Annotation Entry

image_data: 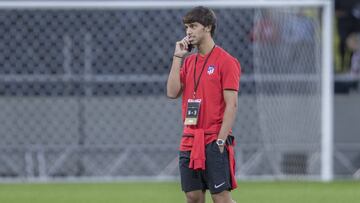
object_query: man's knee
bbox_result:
[211,190,233,203]
[185,191,204,203]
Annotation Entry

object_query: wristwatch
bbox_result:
[216,138,225,146]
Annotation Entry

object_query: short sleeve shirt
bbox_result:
[180,46,241,129]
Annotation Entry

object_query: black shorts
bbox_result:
[179,140,233,194]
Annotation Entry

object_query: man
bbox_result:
[166,6,241,203]
[335,0,360,70]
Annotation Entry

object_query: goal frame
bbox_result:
[0,0,334,181]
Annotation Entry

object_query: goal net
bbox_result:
[0,0,333,181]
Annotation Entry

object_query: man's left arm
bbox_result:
[217,90,238,152]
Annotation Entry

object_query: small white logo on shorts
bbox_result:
[214,182,225,189]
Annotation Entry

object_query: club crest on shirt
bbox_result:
[207,65,215,75]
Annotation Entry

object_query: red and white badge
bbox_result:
[184,99,201,125]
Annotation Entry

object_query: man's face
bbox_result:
[184,22,210,45]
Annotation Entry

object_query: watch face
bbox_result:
[217,139,225,145]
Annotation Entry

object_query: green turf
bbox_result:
[0,181,359,203]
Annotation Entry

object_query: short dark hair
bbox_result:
[182,6,217,37]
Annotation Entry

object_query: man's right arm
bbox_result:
[166,56,184,99]
[166,37,190,99]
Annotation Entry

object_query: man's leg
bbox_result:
[211,190,235,203]
[185,190,206,203]
[180,151,207,203]
[205,141,236,203]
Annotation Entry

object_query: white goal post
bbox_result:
[0,0,333,181]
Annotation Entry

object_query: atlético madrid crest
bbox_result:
[207,65,215,75]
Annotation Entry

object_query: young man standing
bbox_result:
[166,6,241,203]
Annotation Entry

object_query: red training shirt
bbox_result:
[180,46,241,130]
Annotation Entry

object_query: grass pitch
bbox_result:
[0,181,359,203]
